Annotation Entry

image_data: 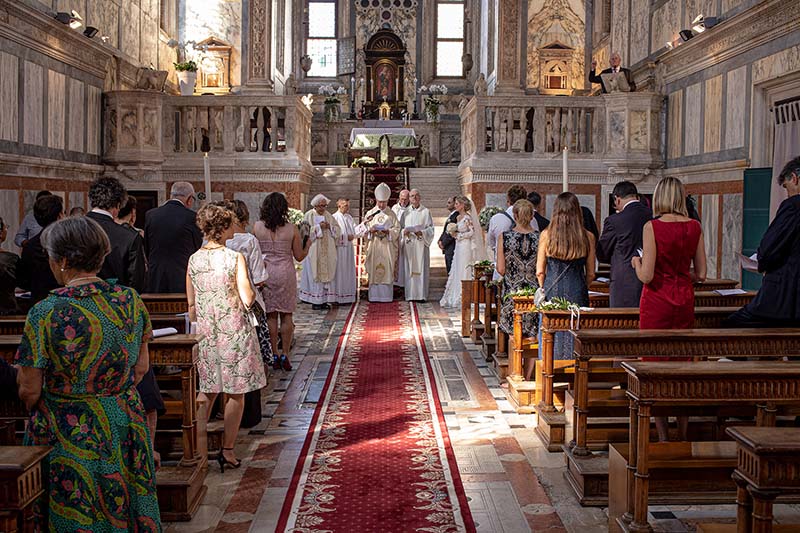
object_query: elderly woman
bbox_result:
[187,203,266,470]
[15,216,160,530]
[298,194,340,310]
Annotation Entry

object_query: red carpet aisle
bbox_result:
[277,301,476,532]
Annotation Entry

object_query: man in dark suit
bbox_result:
[86,176,163,465]
[589,53,636,93]
[527,191,550,231]
[725,156,800,327]
[86,177,147,293]
[17,195,64,304]
[437,196,458,274]
[144,181,203,293]
[596,181,652,307]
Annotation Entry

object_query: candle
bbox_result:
[204,152,211,202]
[396,77,399,100]
[351,76,355,95]
[562,147,568,193]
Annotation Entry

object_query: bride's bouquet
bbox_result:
[446,221,458,235]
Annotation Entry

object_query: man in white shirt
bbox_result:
[487,185,536,258]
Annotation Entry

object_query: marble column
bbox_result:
[493,0,524,95]
[243,0,274,94]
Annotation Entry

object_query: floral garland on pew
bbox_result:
[505,290,583,329]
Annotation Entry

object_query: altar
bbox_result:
[348,126,418,166]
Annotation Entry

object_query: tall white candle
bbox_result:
[203,152,211,202]
[562,147,568,192]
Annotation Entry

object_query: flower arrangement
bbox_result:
[288,208,304,226]
[470,259,494,270]
[478,206,503,231]
[317,84,346,104]
[418,84,448,123]
[318,85,346,123]
[446,221,458,235]
[173,60,198,72]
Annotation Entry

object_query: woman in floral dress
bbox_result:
[187,203,266,470]
[15,216,160,531]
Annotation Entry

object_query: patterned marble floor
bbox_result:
[164,301,800,533]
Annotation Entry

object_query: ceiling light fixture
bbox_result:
[691,14,719,33]
[55,10,83,29]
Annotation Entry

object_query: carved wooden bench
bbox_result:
[0,313,187,336]
[589,278,739,294]
[587,290,754,309]
[141,293,189,314]
[610,361,800,533]
[566,328,800,505]
[0,446,51,533]
[695,427,800,533]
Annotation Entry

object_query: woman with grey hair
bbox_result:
[14,216,160,530]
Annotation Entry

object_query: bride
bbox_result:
[439,196,488,308]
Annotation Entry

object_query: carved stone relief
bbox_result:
[499,0,519,82]
[440,132,461,164]
[249,0,268,81]
[526,0,585,91]
[354,0,418,105]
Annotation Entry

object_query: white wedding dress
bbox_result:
[439,215,478,308]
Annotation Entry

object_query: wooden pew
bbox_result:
[588,290,755,309]
[565,328,800,505]
[696,427,800,533]
[534,307,739,452]
[589,278,739,294]
[0,333,206,521]
[0,314,187,335]
[480,280,500,361]
[0,446,51,533]
[141,293,189,314]
[611,361,800,533]
[469,264,492,344]
[492,288,510,378]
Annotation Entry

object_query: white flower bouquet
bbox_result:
[478,206,503,231]
[446,222,458,234]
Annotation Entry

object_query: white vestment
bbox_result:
[402,205,434,301]
[355,206,400,302]
[332,211,357,304]
[392,203,410,286]
[299,209,340,304]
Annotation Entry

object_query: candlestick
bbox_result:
[204,152,212,202]
[562,147,568,193]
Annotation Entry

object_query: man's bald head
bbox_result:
[398,189,410,207]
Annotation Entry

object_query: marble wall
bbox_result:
[46,0,168,67]
[181,0,243,87]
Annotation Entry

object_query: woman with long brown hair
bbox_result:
[536,192,596,360]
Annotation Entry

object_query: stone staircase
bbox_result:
[309,165,461,300]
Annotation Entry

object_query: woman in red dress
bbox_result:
[631,177,707,441]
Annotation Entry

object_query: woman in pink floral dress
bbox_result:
[187,204,266,470]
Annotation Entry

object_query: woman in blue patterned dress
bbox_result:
[15,216,160,532]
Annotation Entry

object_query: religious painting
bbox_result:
[374,61,396,102]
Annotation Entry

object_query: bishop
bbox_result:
[356,183,400,302]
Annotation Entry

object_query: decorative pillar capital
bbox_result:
[244,0,274,94]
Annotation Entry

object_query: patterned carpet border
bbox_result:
[276,301,476,532]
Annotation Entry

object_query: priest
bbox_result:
[356,183,400,302]
[402,189,435,301]
[299,194,340,310]
[332,197,357,304]
[392,189,411,288]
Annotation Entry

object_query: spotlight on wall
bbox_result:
[679,29,694,41]
[691,14,719,33]
[83,26,99,38]
[54,10,83,30]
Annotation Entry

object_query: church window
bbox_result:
[306,0,337,77]
[435,0,465,77]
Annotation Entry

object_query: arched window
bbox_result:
[306,0,337,77]
[435,0,465,77]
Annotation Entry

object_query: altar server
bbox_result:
[402,189,435,301]
[299,194,340,310]
[332,198,357,304]
[392,189,411,288]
